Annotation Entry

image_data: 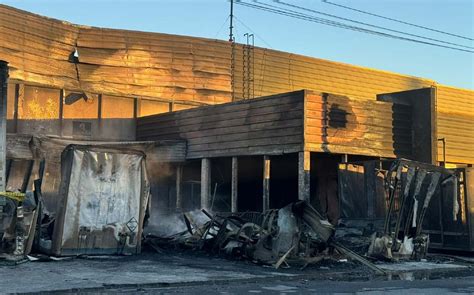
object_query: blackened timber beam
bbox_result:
[13,84,19,133]
[298,151,310,201]
[263,155,270,211]
[176,165,183,211]
[0,61,8,192]
[231,157,238,212]
[201,158,211,210]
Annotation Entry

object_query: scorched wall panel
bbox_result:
[137,91,305,158]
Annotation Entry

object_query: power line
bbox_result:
[234,1,474,53]
[234,16,273,48]
[274,0,473,50]
[214,15,230,39]
[322,0,474,41]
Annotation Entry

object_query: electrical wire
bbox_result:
[234,1,474,53]
[234,16,273,48]
[214,15,230,39]
[322,0,474,41]
[273,0,473,50]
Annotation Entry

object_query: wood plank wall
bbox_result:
[137,91,305,159]
[436,86,474,164]
[0,5,232,105]
[0,4,472,164]
[304,92,412,158]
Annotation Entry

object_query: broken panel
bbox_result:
[50,145,150,256]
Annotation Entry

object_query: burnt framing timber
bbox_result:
[137,89,436,212]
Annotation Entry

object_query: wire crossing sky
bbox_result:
[1,0,473,89]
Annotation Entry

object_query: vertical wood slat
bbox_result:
[176,165,183,211]
[262,155,270,212]
[13,83,19,133]
[298,151,310,201]
[201,158,211,210]
[231,156,238,213]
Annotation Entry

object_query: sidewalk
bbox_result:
[0,251,471,294]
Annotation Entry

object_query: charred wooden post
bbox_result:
[263,155,270,211]
[364,161,377,218]
[298,151,310,201]
[231,156,238,212]
[176,165,183,211]
[0,61,8,192]
[201,158,211,210]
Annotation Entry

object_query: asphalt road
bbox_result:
[108,276,474,294]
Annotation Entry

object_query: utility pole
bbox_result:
[229,0,234,42]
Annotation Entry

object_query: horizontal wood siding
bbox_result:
[233,47,434,101]
[304,92,412,158]
[137,92,305,158]
[0,5,232,104]
[1,5,472,164]
[0,5,79,89]
[436,86,474,164]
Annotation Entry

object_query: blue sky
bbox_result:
[2,0,473,89]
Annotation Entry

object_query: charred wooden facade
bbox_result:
[137,90,432,160]
[0,4,472,166]
[137,90,435,216]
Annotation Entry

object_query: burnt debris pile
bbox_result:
[145,201,384,273]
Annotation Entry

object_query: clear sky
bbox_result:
[2,0,473,89]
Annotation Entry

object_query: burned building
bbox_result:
[0,4,473,255]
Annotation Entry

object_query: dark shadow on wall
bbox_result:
[377,88,436,164]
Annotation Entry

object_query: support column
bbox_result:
[364,161,376,218]
[175,165,183,211]
[231,157,238,213]
[201,158,211,210]
[0,61,8,192]
[262,155,270,212]
[59,89,64,137]
[298,151,310,201]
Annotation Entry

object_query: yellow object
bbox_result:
[0,192,26,202]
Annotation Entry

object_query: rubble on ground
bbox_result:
[145,201,385,273]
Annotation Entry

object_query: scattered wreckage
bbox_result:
[144,158,463,273]
[1,143,151,261]
[144,201,384,273]
[0,139,470,275]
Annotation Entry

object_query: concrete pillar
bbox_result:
[201,158,211,210]
[298,151,310,201]
[262,155,270,212]
[231,157,238,213]
[175,165,183,211]
[0,61,8,192]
